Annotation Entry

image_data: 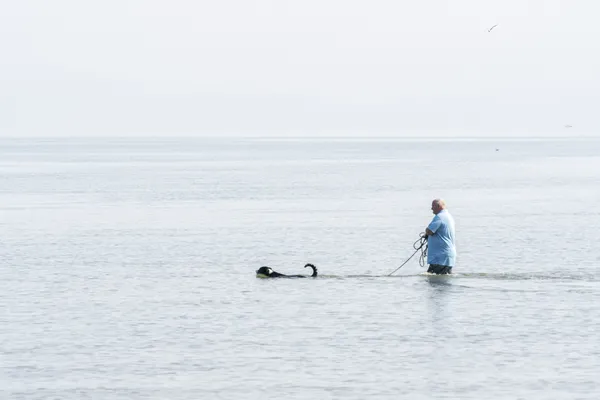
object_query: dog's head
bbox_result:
[256,266,273,278]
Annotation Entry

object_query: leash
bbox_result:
[387,233,428,276]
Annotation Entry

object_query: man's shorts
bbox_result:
[427,264,453,275]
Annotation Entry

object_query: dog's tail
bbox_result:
[304,263,318,277]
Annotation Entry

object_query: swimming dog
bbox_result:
[256,263,318,278]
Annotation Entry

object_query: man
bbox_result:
[424,199,456,274]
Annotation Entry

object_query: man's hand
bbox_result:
[425,228,434,236]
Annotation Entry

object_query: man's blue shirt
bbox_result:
[427,210,456,267]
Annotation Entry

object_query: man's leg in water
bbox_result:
[427,264,453,274]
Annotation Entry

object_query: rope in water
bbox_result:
[387,233,428,276]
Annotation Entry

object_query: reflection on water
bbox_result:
[424,273,454,288]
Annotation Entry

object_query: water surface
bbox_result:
[1,137,599,399]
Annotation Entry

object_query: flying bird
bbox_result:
[564,124,573,128]
[488,24,498,32]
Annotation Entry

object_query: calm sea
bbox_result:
[1,137,599,399]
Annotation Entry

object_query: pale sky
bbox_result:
[1,0,598,137]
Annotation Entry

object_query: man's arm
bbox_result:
[426,215,441,237]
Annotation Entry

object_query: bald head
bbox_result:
[431,198,446,215]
